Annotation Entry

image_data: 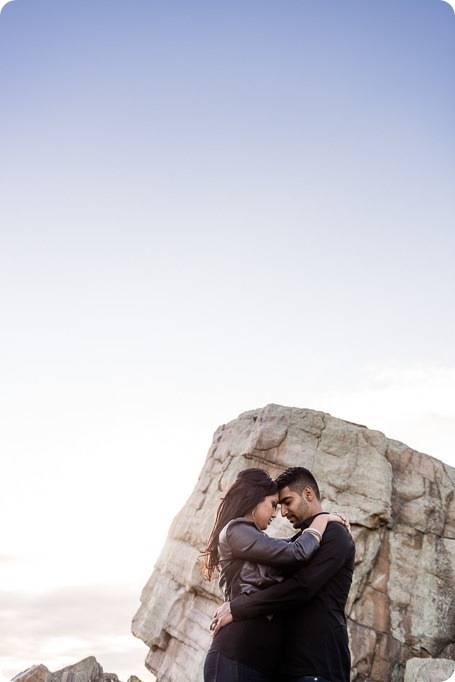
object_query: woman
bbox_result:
[201,468,348,682]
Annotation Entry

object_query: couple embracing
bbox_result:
[201,466,355,682]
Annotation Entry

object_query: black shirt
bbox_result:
[230,515,355,682]
[209,614,284,676]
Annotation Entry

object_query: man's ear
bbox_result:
[304,486,315,501]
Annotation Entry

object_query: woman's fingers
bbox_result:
[330,511,352,534]
[211,612,233,637]
[210,603,233,636]
[333,511,349,525]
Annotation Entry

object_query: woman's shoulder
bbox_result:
[226,517,256,529]
[219,517,257,542]
[222,517,256,532]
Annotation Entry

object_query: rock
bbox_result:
[12,665,50,682]
[45,657,104,682]
[132,404,455,682]
[12,659,128,682]
[45,658,120,682]
[404,657,455,682]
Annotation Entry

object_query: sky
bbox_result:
[0,0,454,680]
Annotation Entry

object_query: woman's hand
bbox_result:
[210,601,233,637]
[328,512,351,533]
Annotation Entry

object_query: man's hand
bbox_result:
[210,601,233,636]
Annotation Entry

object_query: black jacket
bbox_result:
[218,517,320,599]
[230,515,355,682]
[209,517,321,675]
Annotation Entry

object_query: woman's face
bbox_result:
[251,494,279,530]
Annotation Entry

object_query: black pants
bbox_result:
[280,675,330,682]
[204,650,274,682]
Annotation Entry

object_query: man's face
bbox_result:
[278,485,310,528]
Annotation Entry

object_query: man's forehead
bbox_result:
[278,486,296,501]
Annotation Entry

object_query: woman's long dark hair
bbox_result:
[201,468,278,581]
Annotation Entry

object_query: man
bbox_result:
[211,466,355,682]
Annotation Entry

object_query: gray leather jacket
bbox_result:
[218,518,319,600]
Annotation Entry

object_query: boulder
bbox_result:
[45,657,105,682]
[404,657,455,682]
[132,404,455,681]
[11,659,126,682]
[12,665,50,682]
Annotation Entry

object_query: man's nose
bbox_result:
[280,505,287,517]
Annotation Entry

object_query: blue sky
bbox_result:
[1,1,454,680]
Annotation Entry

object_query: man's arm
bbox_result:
[231,524,354,620]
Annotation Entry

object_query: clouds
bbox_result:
[320,364,455,467]
[0,585,152,681]
[1,585,134,636]
[342,364,455,417]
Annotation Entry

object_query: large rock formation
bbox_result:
[132,404,455,681]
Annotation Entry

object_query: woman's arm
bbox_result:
[225,513,349,566]
[224,518,317,567]
[211,522,355,636]
[224,519,318,566]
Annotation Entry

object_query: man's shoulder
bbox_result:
[324,521,354,539]
[322,523,356,554]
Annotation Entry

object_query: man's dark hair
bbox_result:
[275,466,321,500]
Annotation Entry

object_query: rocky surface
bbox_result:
[132,404,455,681]
[12,665,50,682]
[403,657,455,682]
[45,658,110,682]
[12,658,137,682]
